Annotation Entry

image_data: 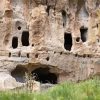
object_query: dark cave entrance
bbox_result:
[32,68,57,84]
[80,27,88,42]
[12,37,18,49]
[64,33,72,51]
[21,31,29,46]
[11,66,28,83]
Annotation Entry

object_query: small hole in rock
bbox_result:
[18,26,21,30]
[35,54,38,58]
[46,57,49,61]
[32,44,34,47]
[97,39,99,42]
[60,52,62,55]
[18,52,21,57]
[75,54,78,57]
[34,31,38,35]
[9,52,11,57]
[76,37,80,42]
[27,53,29,58]
[87,55,90,57]
[46,6,50,16]
[97,24,98,28]
[83,54,86,58]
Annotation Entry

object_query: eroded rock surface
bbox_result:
[0,0,100,90]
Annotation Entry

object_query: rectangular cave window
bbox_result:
[21,31,29,46]
[12,37,18,49]
[64,33,72,51]
[80,27,88,42]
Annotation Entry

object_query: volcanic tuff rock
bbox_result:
[0,0,100,90]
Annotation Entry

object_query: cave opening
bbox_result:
[80,27,88,42]
[11,66,28,83]
[12,37,18,49]
[21,31,29,46]
[32,68,57,84]
[62,10,67,27]
[64,33,72,51]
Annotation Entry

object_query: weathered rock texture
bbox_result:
[0,0,100,90]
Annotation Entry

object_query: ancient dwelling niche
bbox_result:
[62,10,67,27]
[80,27,88,42]
[32,67,57,84]
[21,31,29,46]
[12,37,18,49]
[11,66,28,83]
[64,33,72,51]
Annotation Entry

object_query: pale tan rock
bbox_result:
[0,0,100,90]
[0,73,19,90]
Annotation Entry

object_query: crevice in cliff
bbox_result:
[32,67,57,84]
[64,33,72,51]
[21,31,29,46]
[80,27,88,42]
[12,37,18,49]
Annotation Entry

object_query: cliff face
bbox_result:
[0,0,100,90]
